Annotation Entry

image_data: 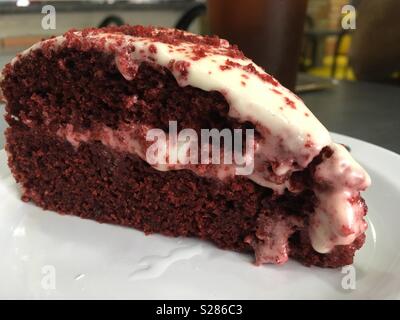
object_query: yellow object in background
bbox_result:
[307,34,355,81]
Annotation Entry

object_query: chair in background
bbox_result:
[175,3,206,31]
[98,15,125,28]
[330,28,353,79]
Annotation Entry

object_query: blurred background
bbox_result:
[1,0,399,150]
[1,0,397,84]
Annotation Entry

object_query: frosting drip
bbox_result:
[310,144,370,253]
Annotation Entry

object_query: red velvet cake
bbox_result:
[0,26,371,267]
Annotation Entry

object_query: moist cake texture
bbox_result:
[0,25,370,267]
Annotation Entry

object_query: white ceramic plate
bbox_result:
[0,133,399,300]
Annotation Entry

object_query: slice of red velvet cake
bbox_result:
[0,25,370,267]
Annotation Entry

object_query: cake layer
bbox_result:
[5,125,364,267]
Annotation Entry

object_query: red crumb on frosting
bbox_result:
[242,63,279,86]
[225,59,242,68]
[285,97,296,109]
[168,59,191,80]
[191,46,208,60]
[304,140,313,148]
[148,44,157,54]
[304,112,310,117]
[304,133,313,148]
[271,88,282,95]
[219,65,231,71]
[216,59,280,86]
[341,225,354,236]
[241,81,246,86]
[78,25,246,60]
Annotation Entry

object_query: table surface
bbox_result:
[300,80,400,154]
[0,76,399,154]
